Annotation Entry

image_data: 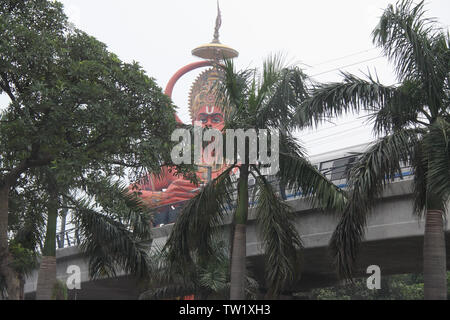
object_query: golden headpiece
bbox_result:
[188,67,224,122]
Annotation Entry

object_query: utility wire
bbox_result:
[307,22,449,74]
[302,125,368,144]
[300,118,366,137]
[308,48,378,68]
[311,56,383,77]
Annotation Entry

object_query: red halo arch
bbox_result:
[164,60,213,124]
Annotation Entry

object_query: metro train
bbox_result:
[152,142,413,227]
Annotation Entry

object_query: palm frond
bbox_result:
[422,118,450,209]
[219,55,310,131]
[217,59,254,122]
[369,79,425,134]
[69,190,152,280]
[141,238,258,300]
[164,165,235,269]
[198,262,228,294]
[278,134,347,211]
[84,177,153,240]
[330,129,419,279]
[299,72,397,128]
[253,173,302,297]
[254,54,287,112]
[372,0,448,114]
[256,56,309,130]
[145,241,192,292]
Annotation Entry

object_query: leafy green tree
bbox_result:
[0,0,178,299]
[300,0,449,299]
[165,57,347,299]
[0,241,38,299]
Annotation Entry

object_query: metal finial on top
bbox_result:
[212,1,222,43]
[191,1,238,61]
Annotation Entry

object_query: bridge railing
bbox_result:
[56,227,82,249]
[56,156,413,249]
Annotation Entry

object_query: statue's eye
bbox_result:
[198,114,208,123]
[212,115,223,123]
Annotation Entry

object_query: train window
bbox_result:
[331,156,357,180]
[319,160,334,177]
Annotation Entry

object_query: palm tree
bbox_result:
[8,169,154,300]
[300,0,449,299]
[35,169,60,300]
[71,177,154,282]
[164,56,347,299]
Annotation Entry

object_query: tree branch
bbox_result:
[3,153,52,187]
[0,73,16,102]
[106,160,142,168]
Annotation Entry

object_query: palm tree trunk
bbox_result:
[423,209,447,300]
[36,256,57,300]
[36,177,58,300]
[230,165,249,300]
[19,276,25,300]
[58,208,68,248]
[230,224,246,300]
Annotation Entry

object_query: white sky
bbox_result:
[2,0,450,156]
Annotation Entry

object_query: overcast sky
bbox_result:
[3,0,450,157]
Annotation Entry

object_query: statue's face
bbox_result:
[195,105,224,131]
[190,69,225,131]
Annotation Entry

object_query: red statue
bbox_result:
[132,3,239,226]
[132,68,228,217]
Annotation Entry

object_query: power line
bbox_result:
[300,118,366,137]
[311,56,383,77]
[307,22,449,72]
[301,125,368,144]
[308,48,378,68]
[305,136,373,153]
